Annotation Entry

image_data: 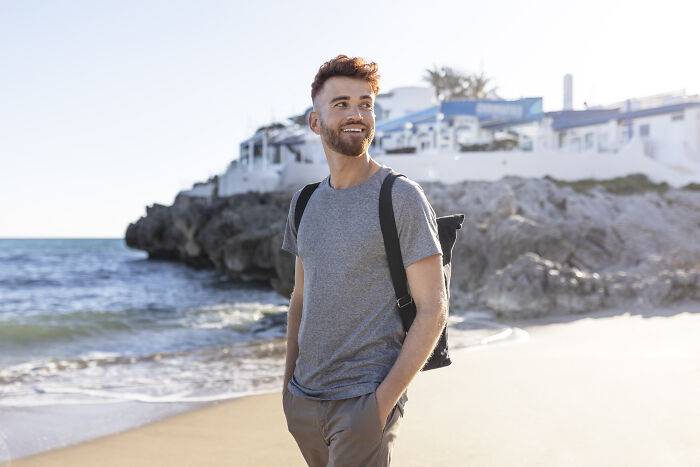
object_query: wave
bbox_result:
[0,253,32,262]
[0,270,116,289]
[0,341,287,408]
[0,277,63,287]
[0,304,288,350]
[0,349,191,385]
[0,306,186,344]
[0,317,131,346]
[447,311,530,351]
[12,387,262,405]
[0,386,264,407]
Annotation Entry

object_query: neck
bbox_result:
[325,151,380,190]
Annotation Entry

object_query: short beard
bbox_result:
[320,121,374,157]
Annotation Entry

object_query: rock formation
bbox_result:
[126,175,700,318]
[125,191,294,294]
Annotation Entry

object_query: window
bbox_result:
[671,113,684,121]
[622,125,632,140]
[639,124,650,137]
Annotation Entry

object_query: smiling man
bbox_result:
[281,55,447,466]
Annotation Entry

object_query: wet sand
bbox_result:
[11,303,700,467]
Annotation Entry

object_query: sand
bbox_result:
[11,303,700,467]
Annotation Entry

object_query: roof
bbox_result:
[375,106,440,133]
[548,102,700,130]
[239,135,306,148]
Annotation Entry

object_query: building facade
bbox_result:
[179,87,700,198]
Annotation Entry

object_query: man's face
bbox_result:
[310,76,376,157]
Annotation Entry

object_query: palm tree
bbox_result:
[423,66,500,101]
[423,65,446,101]
[464,72,500,100]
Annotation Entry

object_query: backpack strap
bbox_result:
[294,181,321,233]
[294,171,416,332]
[378,171,415,333]
[379,171,466,335]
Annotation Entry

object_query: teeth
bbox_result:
[343,129,362,132]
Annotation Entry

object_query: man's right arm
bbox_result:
[283,256,304,393]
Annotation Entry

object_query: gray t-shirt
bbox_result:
[281,164,442,405]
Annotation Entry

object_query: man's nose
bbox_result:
[345,106,363,121]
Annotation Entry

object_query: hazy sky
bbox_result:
[1,0,697,237]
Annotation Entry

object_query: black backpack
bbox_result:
[294,170,465,371]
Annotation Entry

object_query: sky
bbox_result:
[1,0,697,238]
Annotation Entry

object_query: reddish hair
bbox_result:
[311,55,381,101]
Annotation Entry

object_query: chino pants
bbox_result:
[282,390,403,467]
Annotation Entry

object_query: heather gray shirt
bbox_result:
[281,164,442,405]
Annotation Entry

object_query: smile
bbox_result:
[342,128,363,133]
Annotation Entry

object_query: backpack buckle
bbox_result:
[397,295,413,309]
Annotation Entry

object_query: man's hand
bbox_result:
[374,253,447,429]
[375,384,396,430]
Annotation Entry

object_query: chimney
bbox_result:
[563,74,573,111]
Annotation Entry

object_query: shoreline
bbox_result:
[8,301,700,466]
[0,310,517,463]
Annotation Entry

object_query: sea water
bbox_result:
[0,238,521,462]
[0,238,289,461]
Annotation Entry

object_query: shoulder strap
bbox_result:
[294,181,321,233]
[378,171,415,332]
[379,171,466,333]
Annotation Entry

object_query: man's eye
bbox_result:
[362,103,373,109]
[334,102,346,107]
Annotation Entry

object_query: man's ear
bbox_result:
[309,111,321,135]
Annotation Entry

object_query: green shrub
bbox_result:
[544,174,670,195]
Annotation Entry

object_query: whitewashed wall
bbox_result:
[215,137,699,199]
[374,139,700,187]
[633,109,700,166]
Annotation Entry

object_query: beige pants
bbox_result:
[282,390,403,467]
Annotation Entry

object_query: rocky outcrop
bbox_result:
[421,176,700,318]
[125,203,187,261]
[125,191,295,294]
[126,175,700,318]
[482,253,699,318]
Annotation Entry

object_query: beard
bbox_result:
[320,120,374,157]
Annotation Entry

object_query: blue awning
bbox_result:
[375,98,544,134]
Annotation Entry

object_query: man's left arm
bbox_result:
[375,252,447,427]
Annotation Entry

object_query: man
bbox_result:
[281,55,447,466]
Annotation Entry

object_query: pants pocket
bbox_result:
[373,392,384,430]
[371,392,399,433]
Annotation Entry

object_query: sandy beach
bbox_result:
[10,302,699,467]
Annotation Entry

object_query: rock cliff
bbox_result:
[125,175,700,318]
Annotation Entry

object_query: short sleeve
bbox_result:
[393,180,442,268]
[281,190,301,256]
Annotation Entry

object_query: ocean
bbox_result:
[0,238,522,462]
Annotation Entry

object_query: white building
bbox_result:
[536,92,700,168]
[214,87,435,196]
[374,97,543,154]
[180,87,700,199]
[216,121,327,196]
[375,86,435,121]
